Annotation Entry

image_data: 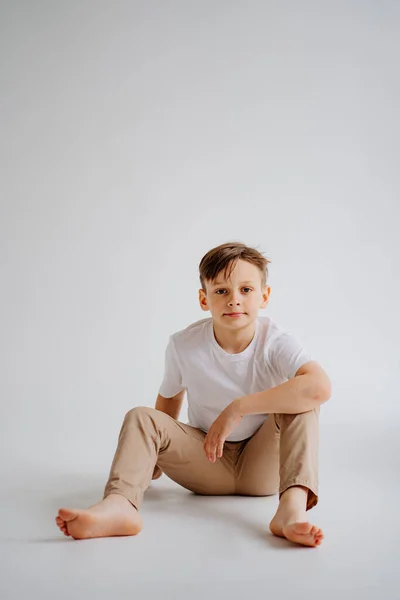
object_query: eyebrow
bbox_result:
[212,280,256,286]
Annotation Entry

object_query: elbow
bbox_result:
[316,382,332,403]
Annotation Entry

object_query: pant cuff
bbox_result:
[279,479,319,511]
[103,486,142,512]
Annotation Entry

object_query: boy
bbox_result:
[55,242,331,547]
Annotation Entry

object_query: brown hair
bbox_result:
[199,241,271,291]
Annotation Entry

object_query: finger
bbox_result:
[210,442,217,462]
[204,437,215,461]
[217,439,224,458]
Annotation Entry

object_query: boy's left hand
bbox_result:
[203,401,243,463]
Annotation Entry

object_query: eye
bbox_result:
[215,287,253,294]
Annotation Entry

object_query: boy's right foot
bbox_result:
[55,493,142,539]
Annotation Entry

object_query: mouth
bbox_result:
[224,313,245,317]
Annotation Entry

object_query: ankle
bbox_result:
[278,486,308,512]
[280,485,308,503]
[103,493,133,507]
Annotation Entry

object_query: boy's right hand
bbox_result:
[152,465,162,480]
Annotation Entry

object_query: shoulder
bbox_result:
[256,315,288,347]
[257,316,309,358]
[170,317,212,349]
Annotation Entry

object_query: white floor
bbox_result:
[1,421,398,600]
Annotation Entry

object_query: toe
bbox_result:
[282,522,324,547]
[58,508,78,522]
[295,522,313,534]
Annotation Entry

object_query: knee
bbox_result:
[278,406,320,420]
[124,406,156,421]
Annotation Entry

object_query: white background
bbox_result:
[1,2,399,598]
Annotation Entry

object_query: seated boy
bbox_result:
[55,241,331,547]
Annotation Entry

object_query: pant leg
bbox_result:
[234,415,280,497]
[235,407,320,511]
[277,406,320,511]
[103,406,236,511]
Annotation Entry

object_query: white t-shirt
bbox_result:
[158,315,313,442]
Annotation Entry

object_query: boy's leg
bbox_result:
[103,406,236,510]
[276,406,320,511]
[56,406,236,539]
[235,407,320,511]
[234,414,280,497]
[235,406,323,547]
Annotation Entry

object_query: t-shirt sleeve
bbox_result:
[268,331,313,381]
[158,335,185,398]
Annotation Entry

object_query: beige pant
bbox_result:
[103,405,320,512]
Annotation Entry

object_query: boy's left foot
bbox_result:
[269,485,324,547]
[269,515,324,547]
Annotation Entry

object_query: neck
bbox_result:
[212,319,256,354]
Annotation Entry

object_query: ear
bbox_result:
[198,288,209,312]
[260,285,271,309]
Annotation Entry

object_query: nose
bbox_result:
[228,294,241,306]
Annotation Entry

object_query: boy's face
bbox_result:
[198,259,271,326]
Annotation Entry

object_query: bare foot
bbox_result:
[269,515,324,547]
[55,494,143,540]
[269,486,324,548]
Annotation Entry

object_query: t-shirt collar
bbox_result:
[209,318,260,361]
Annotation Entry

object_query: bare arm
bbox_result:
[155,389,186,421]
[233,361,331,416]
